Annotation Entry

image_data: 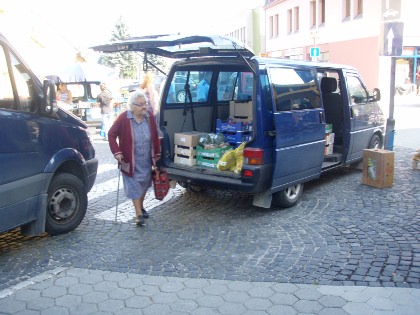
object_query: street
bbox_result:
[0,98,419,314]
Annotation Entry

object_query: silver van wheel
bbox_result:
[272,183,303,208]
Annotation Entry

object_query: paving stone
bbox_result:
[343,302,374,315]
[267,305,298,315]
[318,295,347,308]
[222,291,250,303]
[269,292,298,305]
[81,291,109,304]
[293,300,324,313]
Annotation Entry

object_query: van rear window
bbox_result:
[269,68,321,111]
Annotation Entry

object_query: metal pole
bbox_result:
[114,165,121,224]
[384,57,396,150]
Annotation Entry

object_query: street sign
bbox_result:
[310,47,320,58]
[379,21,404,56]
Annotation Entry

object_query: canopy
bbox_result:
[48,62,118,83]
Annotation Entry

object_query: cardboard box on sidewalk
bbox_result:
[362,149,394,188]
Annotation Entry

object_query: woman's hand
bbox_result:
[115,153,123,163]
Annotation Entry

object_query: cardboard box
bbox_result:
[229,101,253,119]
[174,154,196,166]
[362,149,394,188]
[174,131,205,147]
[174,145,196,157]
[196,145,231,159]
[324,144,333,155]
[326,133,335,145]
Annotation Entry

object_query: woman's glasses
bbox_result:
[132,101,147,107]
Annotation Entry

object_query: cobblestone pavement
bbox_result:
[0,142,419,314]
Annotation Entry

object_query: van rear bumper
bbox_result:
[166,163,272,193]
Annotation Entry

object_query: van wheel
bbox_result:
[45,173,87,236]
[368,134,382,149]
[272,184,303,208]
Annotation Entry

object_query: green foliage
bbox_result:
[98,16,168,79]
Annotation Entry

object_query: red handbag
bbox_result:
[152,167,170,200]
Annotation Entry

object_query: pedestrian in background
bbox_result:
[196,72,212,102]
[140,72,159,116]
[416,66,420,95]
[97,82,114,141]
[108,90,161,226]
[57,82,72,105]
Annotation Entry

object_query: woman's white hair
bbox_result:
[128,90,148,109]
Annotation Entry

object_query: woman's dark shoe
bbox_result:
[135,215,145,226]
[141,208,149,219]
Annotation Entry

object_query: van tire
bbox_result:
[272,184,303,208]
[368,134,382,149]
[45,173,87,236]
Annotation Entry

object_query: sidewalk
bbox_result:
[0,267,419,314]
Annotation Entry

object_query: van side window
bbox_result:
[0,45,15,110]
[9,52,34,112]
[219,72,253,102]
[347,76,368,105]
[269,68,320,111]
[166,71,199,104]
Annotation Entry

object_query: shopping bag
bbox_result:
[152,167,170,200]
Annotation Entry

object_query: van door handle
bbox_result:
[319,111,323,123]
[265,130,276,136]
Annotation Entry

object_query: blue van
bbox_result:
[93,35,384,208]
[0,33,98,235]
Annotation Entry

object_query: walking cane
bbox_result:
[114,164,121,224]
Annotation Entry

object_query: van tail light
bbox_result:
[243,148,264,165]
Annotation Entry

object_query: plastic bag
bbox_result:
[199,134,211,147]
[217,149,236,171]
[234,142,246,173]
[214,133,225,146]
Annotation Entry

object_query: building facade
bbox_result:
[263,0,420,100]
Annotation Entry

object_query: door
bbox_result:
[0,44,45,232]
[269,66,325,190]
[346,74,375,161]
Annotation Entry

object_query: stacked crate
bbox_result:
[173,132,205,166]
[324,124,334,155]
[216,119,252,148]
[217,100,253,148]
[196,145,232,169]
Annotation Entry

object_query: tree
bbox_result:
[98,16,168,79]
[98,16,139,79]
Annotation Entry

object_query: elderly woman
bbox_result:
[108,90,161,226]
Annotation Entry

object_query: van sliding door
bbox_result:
[268,67,325,191]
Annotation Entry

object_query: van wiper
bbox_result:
[183,72,196,131]
[232,43,257,76]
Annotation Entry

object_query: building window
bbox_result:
[269,16,273,38]
[287,9,292,33]
[294,6,300,32]
[355,0,363,16]
[310,1,316,27]
[274,14,279,37]
[319,0,325,25]
[344,0,351,19]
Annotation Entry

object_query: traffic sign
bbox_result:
[379,21,404,56]
[310,47,320,58]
